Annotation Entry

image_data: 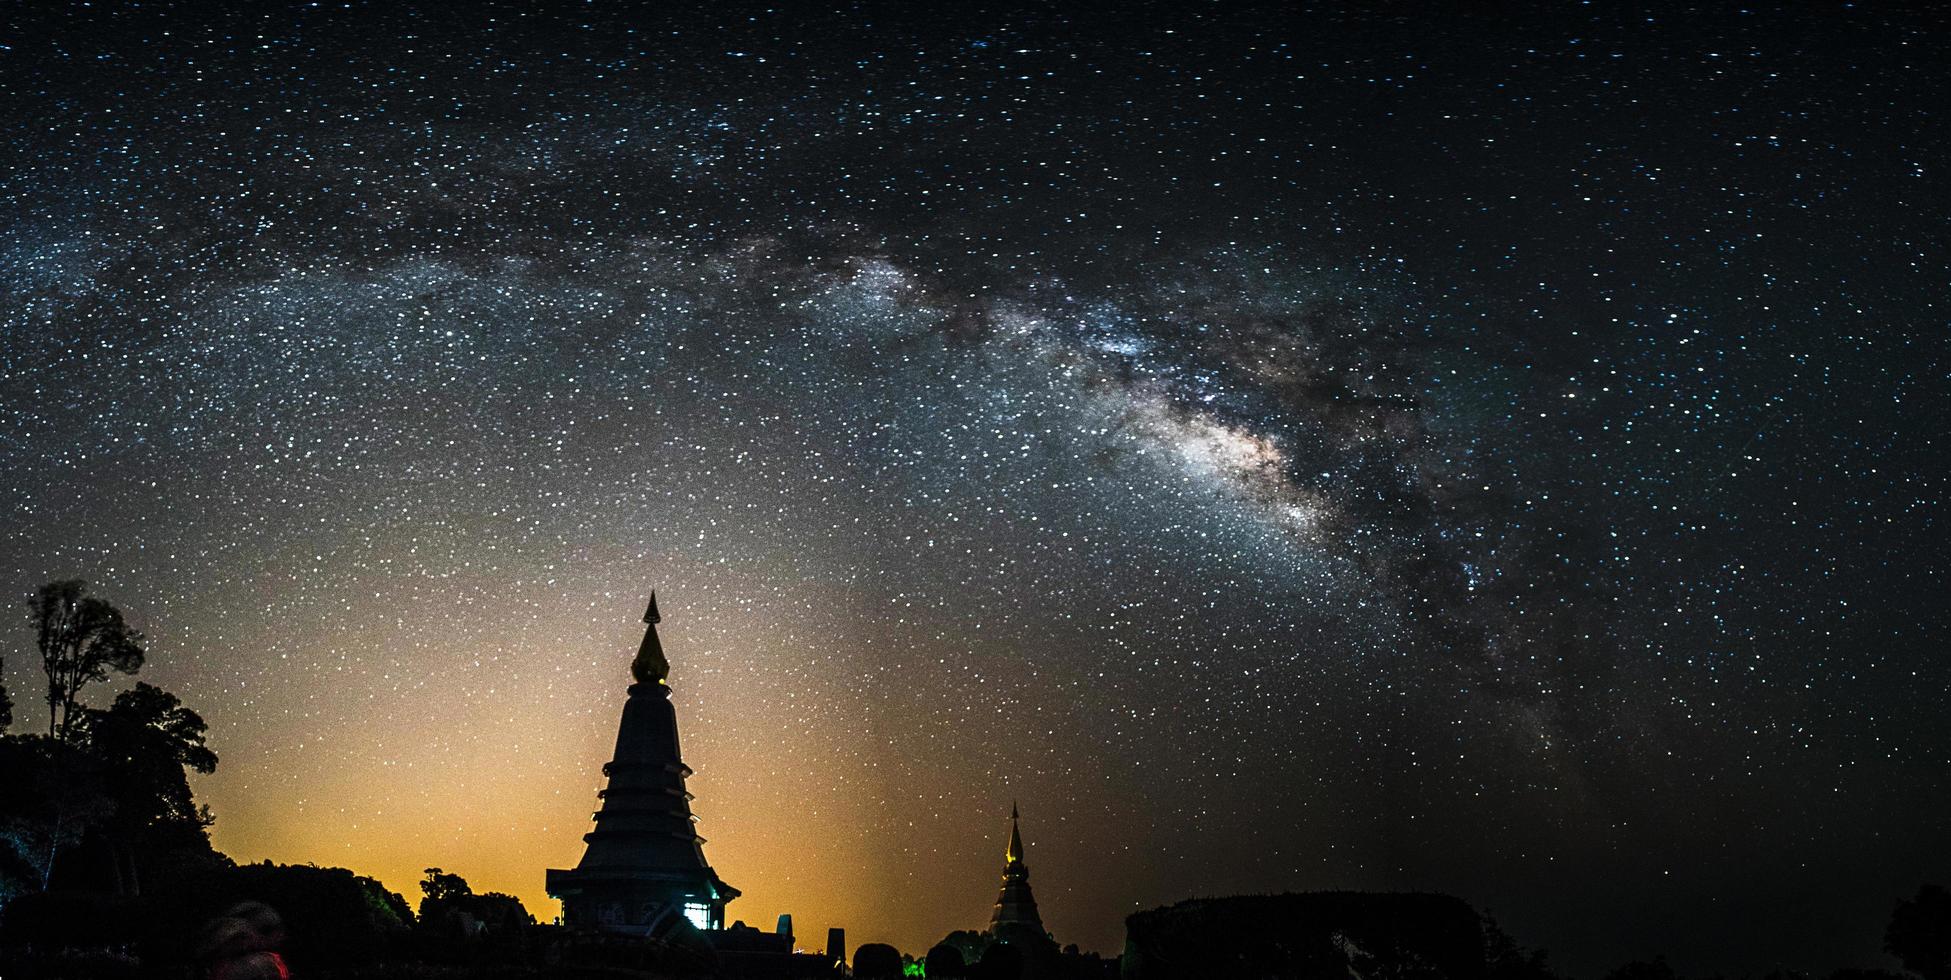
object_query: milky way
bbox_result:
[2,3,1946,974]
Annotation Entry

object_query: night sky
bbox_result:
[2,2,1946,975]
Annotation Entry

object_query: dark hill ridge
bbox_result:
[1124,891,1489,980]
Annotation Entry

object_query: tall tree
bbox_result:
[30,580,145,740]
[419,867,474,920]
[79,682,219,832]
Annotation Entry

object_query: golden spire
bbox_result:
[1006,802,1025,867]
[630,592,670,685]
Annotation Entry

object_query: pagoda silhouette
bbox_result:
[546,594,739,935]
[989,803,1048,943]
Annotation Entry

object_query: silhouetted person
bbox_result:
[198,902,291,980]
[853,942,903,979]
[927,942,969,977]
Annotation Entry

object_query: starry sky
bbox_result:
[1,2,1946,975]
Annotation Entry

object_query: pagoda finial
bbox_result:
[1006,803,1024,866]
[990,801,1044,936]
[631,592,671,685]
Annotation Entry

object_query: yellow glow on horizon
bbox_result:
[193,609,1011,955]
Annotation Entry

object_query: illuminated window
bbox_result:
[683,902,713,930]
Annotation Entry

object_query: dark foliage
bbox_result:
[0,692,221,899]
[3,582,218,904]
[853,941,903,979]
[0,890,141,949]
[0,824,232,972]
[1123,891,1488,980]
[0,944,140,980]
[420,867,473,914]
[1056,945,1120,980]
[0,735,115,895]
[939,928,993,969]
[973,940,1024,980]
[78,683,219,844]
[411,866,537,967]
[416,866,534,935]
[550,924,717,977]
[1887,885,1951,980]
[212,861,414,971]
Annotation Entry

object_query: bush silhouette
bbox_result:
[854,941,903,978]
[927,941,969,977]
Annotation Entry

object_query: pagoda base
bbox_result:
[546,866,733,934]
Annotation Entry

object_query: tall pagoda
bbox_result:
[989,804,1047,941]
[546,594,738,934]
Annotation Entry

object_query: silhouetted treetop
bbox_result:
[79,681,219,834]
[83,682,217,773]
[0,650,13,730]
[853,942,902,979]
[30,580,144,741]
[421,867,473,904]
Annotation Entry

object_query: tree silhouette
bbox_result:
[0,684,220,899]
[79,683,219,835]
[30,580,145,741]
[1,648,13,730]
[419,867,474,915]
[854,942,903,979]
[939,928,992,968]
[974,941,1024,980]
[1886,885,1951,980]
[223,862,415,970]
[3,584,217,900]
[415,866,533,942]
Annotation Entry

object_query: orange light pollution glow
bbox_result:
[3,2,1942,975]
[180,586,1197,959]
